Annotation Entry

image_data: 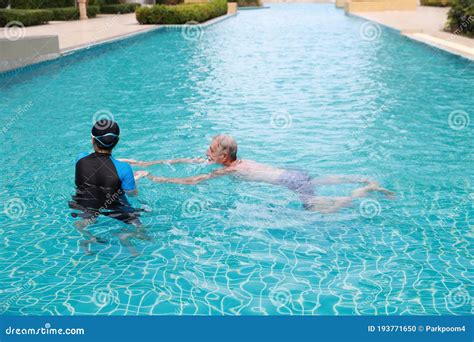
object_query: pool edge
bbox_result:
[345,11,474,62]
[62,12,237,55]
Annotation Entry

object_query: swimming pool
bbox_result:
[0,4,472,315]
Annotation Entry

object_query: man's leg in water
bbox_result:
[303,182,394,213]
[302,196,352,214]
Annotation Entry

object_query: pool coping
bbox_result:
[0,12,237,77]
[62,12,237,55]
[346,11,474,62]
[238,6,270,10]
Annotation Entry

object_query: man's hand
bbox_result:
[134,170,149,180]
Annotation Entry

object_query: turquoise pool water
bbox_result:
[0,4,473,315]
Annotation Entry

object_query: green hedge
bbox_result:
[228,0,261,6]
[447,0,474,36]
[11,0,74,9]
[420,0,452,6]
[91,0,122,5]
[88,0,105,6]
[50,5,99,20]
[0,8,53,26]
[136,0,227,24]
[86,5,100,16]
[50,6,76,19]
[156,0,184,5]
[100,3,140,13]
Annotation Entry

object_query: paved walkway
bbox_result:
[353,6,474,60]
[0,14,156,52]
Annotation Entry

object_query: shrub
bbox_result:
[136,0,227,25]
[100,3,140,13]
[0,0,8,9]
[50,5,99,20]
[420,0,452,6]
[447,0,474,36]
[0,8,53,26]
[11,0,75,9]
[156,0,184,5]
[228,0,261,6]
[94,0,125,5]
[87,4,100,16]
[50,6,76,19]
[88,0,105,6]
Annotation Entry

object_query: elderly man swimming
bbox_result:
[123,135,394,213]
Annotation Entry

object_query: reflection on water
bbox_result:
[0,4,472,315]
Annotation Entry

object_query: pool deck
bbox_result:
[350,6,474,61]
[0,14,157,53]
[0,13,235,73]
[0,5,472,73]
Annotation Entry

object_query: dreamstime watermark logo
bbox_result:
[270,111,292,129]
[359,22,381,42]
[448,110,470,131]
[453,15,474,35]
[1,101,33,136]
[447,286,470,309]
[359,293,376,307]
[3,198,26,219]
[92,287,118,307]
[370,145,389,162]
[4,21,26,41]
[181,21,204,42]
[92,110,115,128]
[4,322,85,336]
[359,199,381,218]
[269,286,291,307]
[0,279,34,313]
[78,189,124,227]
[373,104,387,116]
[87,14,121,49]
[364,103,386,127]
[181,197,207,218]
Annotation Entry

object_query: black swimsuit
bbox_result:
[69,152,141,224]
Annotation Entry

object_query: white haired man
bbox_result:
[124,135,394,214]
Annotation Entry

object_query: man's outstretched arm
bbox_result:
[118,157,207,167]
[145,168,231,185]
